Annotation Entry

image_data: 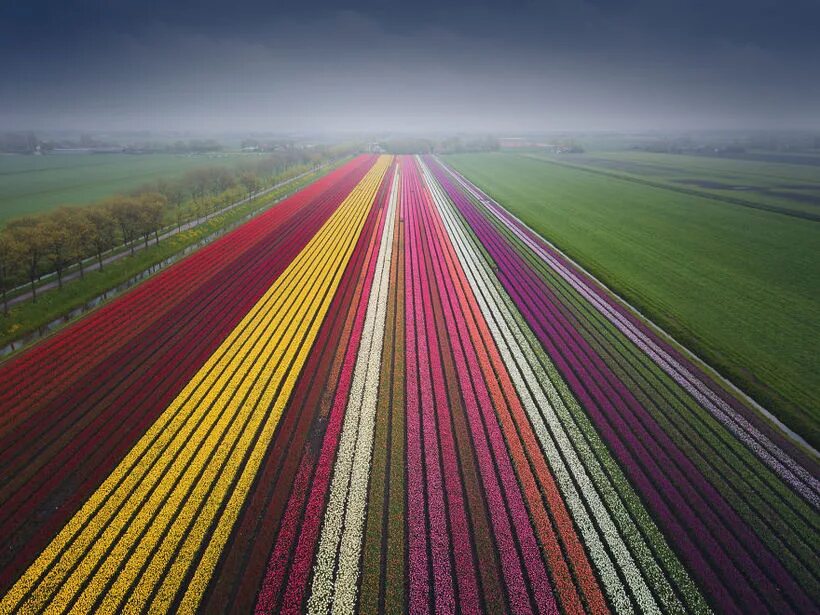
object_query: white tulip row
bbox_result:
[443,162,819,508]
[419,157,709,614]
[306,166,400,615]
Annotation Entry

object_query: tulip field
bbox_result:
[0,153,817,614]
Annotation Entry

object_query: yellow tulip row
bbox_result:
[1,155,393,615]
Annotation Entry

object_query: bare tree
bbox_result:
[189,198,203,225]
[157,179,187,231]
[211,167,235,195]
[239,171,260,198]
[110,196,141,255]
[62,208,95,278]
[185,168,212,209]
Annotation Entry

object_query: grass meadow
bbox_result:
[527,150,820,217]
[0,152,250,223]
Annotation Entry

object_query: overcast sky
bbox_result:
[2,0,819,133]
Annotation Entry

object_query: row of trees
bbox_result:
[377,136,500,155]
[0,146,350,315]
[0,193,167,312]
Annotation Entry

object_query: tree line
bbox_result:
[378,135,500,155]
[0,147,344,314]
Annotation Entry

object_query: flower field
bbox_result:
[0,153,816,613]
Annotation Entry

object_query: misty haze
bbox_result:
[0,2,818,614]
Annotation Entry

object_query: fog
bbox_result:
[2,1,819,133]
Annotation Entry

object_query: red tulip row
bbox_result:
[0,159,371,421]
[0,155,377,595]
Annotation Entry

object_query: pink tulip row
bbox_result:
[403,156,594,614]
[402,155,479,614]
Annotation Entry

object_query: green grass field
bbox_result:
[446,151,820,447]
[525,150,820,217]
[0,152,251,223]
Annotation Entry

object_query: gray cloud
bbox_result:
[2,5,818,133]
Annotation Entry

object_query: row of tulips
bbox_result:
[305,164,399,615]
[448,163,819,505]
[428,155,818,614]
[0,156,376,594]
[204,160,395,614]
[1,153,816,614]
[357,197,407,615]
[402,156,479,614]
[0,156,393,614]
[253,159,398,615]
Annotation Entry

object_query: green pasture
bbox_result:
[525,150,820,217]
[0,152,249,223]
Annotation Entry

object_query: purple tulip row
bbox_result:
[428,157,816,614]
